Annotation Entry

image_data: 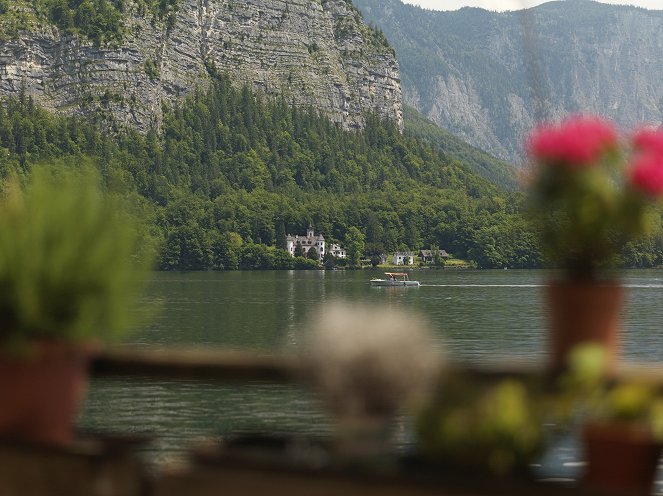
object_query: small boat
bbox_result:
[370,272,420,287]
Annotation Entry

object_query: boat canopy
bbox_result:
[384,272,409,277]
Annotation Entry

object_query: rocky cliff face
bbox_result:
[355,0,663,164]
[0,0,402,132]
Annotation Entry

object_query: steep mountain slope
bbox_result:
[0,0,402,131]
[354,0,663,164]
[403,106,517,190]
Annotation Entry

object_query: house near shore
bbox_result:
[328,243,346,259]
[393,252,414,265]
[285,226,346,261]
[419,250,450,264]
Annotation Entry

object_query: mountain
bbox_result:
[0,0,402,132]
[403,105,517,190]
[0,0,552,271]
[1,0,661,270]
[354,0,663,164]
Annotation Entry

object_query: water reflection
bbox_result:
[129,269,551,361]
[82,378,331,464]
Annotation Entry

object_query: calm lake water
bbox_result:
[79,269,663,476]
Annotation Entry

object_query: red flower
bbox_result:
[527,115,618,168]
[629,154,663,197]
[632,127,663,157]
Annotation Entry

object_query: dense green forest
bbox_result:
[0,74,661,271]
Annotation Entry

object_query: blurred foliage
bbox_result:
[0,165,153,346]
[560,344,663,440]
[416,373,546,475]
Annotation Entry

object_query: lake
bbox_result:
[79,268,663,472]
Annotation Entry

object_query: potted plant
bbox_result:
[526,117,663,371]
[415,372,547,476]
[555,343,663,495]
[303,302,440,461]
[580,381,663,495]
[0,165,152,445]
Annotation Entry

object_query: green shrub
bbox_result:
[144,59,160,80]
[0,165,153,347]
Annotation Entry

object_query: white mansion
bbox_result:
[286,226,346,260]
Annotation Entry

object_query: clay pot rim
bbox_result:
[0,338,100,363]
[583,421,662,445]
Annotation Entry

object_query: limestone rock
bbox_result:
[0,0,402,132]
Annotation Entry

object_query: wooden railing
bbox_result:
[91,345,663,384]
[91,346,300,382]
[2,346,662,496]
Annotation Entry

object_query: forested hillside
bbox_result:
[0,73,551,270]
[403,106,517,191]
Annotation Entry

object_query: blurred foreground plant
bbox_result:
[561,344,663,438]
[558,344,663,493]
[526,117,663,280]
[304,302,440,422]
[416,373,546,475]
[0,165,154,348]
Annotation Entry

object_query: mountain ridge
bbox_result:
[355,0,663,164]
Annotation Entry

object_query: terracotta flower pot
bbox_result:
[0,341,92,445]
[545,281,624,373]
[582,423,662,495]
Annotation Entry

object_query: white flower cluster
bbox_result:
[305,302,441,419]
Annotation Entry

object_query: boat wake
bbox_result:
[420,284,663,289]
[420,284,543,288]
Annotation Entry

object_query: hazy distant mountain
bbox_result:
[355,0,663,164]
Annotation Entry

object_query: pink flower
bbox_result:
[527,115,618,168]
[629,154,663,197]
[632,127,663,157]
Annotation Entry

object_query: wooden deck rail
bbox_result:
[4,346,663,496]
[91,346,301,382]
[91,345,663,384]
